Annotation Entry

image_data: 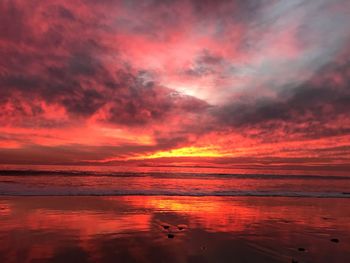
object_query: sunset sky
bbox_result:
[1,0,350,171]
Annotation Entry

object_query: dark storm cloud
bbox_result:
[0,1,28,42]
[184,51,225,77]
[56,5,76,20]
[68,52,103,76]
[1,0,348,133]
[214,61,350,140]
[0,0,209,127]
[105,72,209,126]
[0,64,208,126]
[189,0,262,21]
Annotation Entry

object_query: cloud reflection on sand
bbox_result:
[0,196,349,263]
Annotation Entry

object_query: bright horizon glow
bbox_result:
[134,146,230,159]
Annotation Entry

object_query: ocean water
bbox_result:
[1,196,350,263]
[1,165,350,262]
[0,165,349,197]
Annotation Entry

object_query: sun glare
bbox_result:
[137,146,229,159]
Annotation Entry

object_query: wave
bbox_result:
[1,189,350,198]
[0,169,349,180]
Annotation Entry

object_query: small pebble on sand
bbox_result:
[177,224,187,231]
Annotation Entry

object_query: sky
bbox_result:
[0,0,350,171]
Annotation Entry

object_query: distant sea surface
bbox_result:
[0,165,349,197]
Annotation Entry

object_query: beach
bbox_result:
[1,0,350,262]
[1,196,349,263]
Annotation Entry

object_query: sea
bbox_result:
[1,165,349,197]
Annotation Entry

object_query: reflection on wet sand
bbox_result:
[0,196,349,263]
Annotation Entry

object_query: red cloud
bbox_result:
[0,0,350,172]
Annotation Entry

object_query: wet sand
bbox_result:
[0,196,349,262]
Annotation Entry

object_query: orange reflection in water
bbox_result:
[0,196,349,263]
[25,212,150,236]
[127,197,259,232]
